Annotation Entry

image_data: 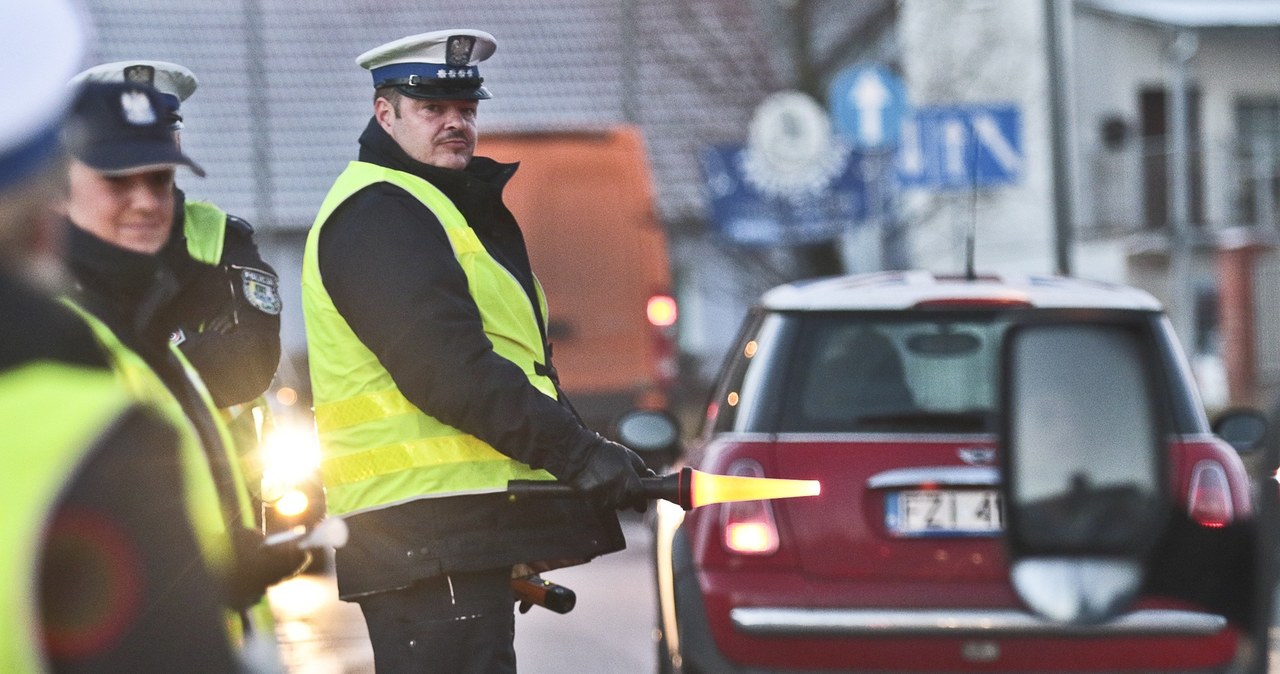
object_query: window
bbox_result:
[1139,87,1204,229]
[1235,98,1280,227]
[780,312,1003,434]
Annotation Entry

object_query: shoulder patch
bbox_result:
[238,267,282,315]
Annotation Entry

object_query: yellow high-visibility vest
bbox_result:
[302,161,557,516]
[0,363,138,673]
[183,200,227,266]
[65,303,273,642]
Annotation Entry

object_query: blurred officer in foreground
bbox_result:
[71,60,283,412]
[0,3,240,672]
[302,29,653,671]
[59,79,305,647]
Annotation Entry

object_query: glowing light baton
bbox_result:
[508,466,821,511]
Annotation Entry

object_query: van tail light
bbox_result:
[647,293,679,391]
[646,294,678,328]
[1187,460,1234,528]
[720,460,780,555]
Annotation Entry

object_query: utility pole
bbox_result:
[244,0,277,234]
[1167,29,1198,352]
[1044,0,1074,276]
[783,0,844,277]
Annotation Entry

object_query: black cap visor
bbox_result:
[78,136,205,177]
[393,82,492,101]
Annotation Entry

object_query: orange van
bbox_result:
[480,126,677,430]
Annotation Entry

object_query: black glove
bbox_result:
[226,527,310,610]
[567,440,656,512]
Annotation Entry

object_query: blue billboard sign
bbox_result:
[829,64,909,151]
[897,104,1023,189]
[702,144,871,246]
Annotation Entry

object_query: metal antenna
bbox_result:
[964,124,979,281]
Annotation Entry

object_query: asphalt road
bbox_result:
[269,514,657,673]
[514,513,657,672]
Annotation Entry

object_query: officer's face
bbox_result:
[377,96,478,170]
[65,159,175,254]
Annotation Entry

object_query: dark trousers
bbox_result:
[355,568,517,673]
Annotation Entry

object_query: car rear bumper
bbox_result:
[730,607,1228,638]
[668,529,1238,673]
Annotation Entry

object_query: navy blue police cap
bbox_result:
[63,82,205,177]
[357,29,496,101]
[71,61,198,130]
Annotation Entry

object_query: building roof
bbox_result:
[1080,0,1280,29]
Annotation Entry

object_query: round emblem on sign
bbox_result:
[741,91,847,199]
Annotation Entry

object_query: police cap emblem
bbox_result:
[120,90,157,126]
[123,64,156,86]
[446,35,475,67]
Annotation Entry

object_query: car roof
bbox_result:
[759,271,1164,312]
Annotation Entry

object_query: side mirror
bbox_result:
[999,319,1171,624]
[1212,409,1268,455]
[614,408,682,470]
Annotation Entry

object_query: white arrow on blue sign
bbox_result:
[898,104,1023,189]
[829,64,909,151]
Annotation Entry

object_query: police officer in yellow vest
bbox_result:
[70,62,283,524]
[70,60,283,412]
[0,3,240,671]
[59,80,306,639]
[303,29,654,672]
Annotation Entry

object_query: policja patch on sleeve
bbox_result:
[239,267,282,315]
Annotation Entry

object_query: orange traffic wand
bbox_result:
[508,466,821,511]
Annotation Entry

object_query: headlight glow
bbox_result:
[260,424,322,501]
[275,489,311,518]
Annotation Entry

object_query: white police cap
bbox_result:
[71,61,198,104]
[357,29,496,100]
[0,1,87,191]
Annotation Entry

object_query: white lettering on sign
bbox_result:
[972,113,1022,174]
[851,71,890,147]
[944,119,967,180]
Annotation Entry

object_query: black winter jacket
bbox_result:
[154,189,281,409]
[316,119,624,598]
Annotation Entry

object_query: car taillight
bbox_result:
[1187,459,1234,528]
[720,459,779,555]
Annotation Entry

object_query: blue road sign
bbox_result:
[829,64,909,151]
[897,104,1023,189]
[702,143,871,246]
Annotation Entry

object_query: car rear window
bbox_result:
[780,312,1002,434]
[704,308,1208,437]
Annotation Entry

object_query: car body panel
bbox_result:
[655,272,1250,673]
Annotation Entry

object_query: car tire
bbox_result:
[655,635,674,674]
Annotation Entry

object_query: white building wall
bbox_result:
[898,0,1057,276]
[1195,30,1280,228]
[1072,13,1280,233]
[1072,11,1166,243]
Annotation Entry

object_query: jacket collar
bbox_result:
[64,219,177,344]
[356,117,518,204]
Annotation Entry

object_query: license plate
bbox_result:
[885,489,1003,537]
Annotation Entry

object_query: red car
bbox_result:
[653,271,1252,673]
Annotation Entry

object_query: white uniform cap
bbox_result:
[0,1,87,191]
[357,29,497,100]
[70,60,198,102]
